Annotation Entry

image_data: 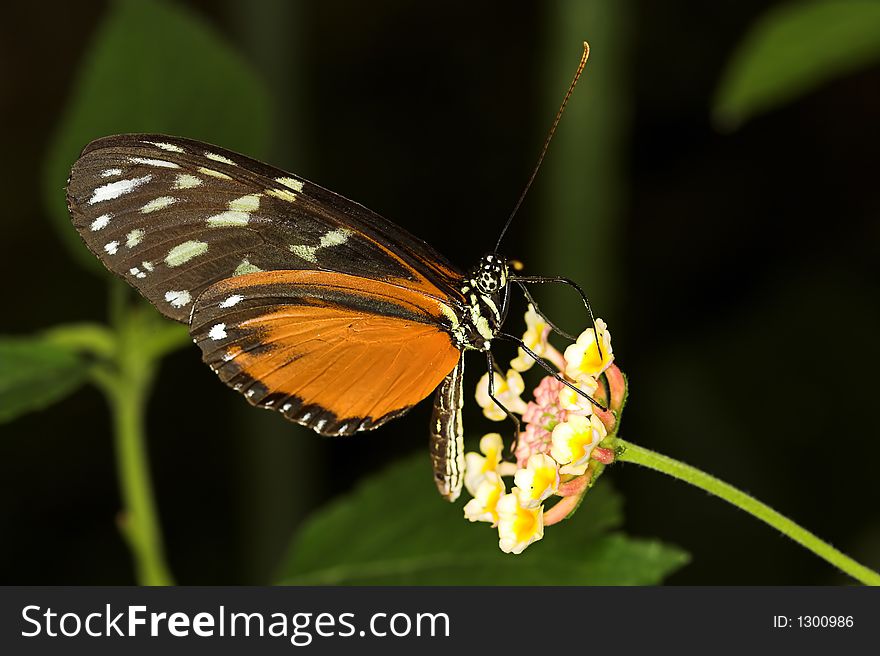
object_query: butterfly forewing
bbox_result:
[67,133,477,490]
[190,270,462,434]
[66,134,464,322]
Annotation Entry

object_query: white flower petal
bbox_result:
[497,490,544,554]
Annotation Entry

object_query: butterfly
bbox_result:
[66,46,597,503]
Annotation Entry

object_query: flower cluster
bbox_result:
[464,305,625,554]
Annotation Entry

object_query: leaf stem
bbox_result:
[96,288,174,585]
[108,369,174,585]
[615,439,880,586]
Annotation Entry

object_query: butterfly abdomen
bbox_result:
[429,359,465,501]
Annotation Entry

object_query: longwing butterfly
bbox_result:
[66,45,595,502]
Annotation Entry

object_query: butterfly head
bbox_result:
[473,253,509,294]
[454,254,512,351]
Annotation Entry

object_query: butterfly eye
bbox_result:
[473,254,508,294]
[478,272,500,293]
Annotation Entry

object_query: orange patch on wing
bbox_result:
[194,269,464,432]
[211,269,455,319]
[226,305,459,423]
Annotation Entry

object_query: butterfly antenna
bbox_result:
[494,41,591,253]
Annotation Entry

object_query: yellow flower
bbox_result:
[463,472,506,525]
[497,489,544,554]
[550,414,607,475]
[558,376,599,415]
[563,318,614,381]
[464,433,504,496]
[510,305,549,372]
[475,369,527,421]
[513,454,559,508]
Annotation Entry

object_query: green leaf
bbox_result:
[41,322,116,359]
[714,0,880,130]
[276,454,689,585]
[0,336,91,423]
[44,0,273,270]
[120,302,191,361]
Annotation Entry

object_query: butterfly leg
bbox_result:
[513,280,576,341]
[510,275,603,358]
[497,332,607,412]
[485,350,522,448]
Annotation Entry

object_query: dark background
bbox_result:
[1,0,877,584]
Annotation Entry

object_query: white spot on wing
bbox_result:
[209,323,227,340]
[228,194,261,212]
[126,229,144,248]
[145,141,184,153]
[288,228,352,265]
[89,175,152,204]
[104,241,119,255]
[267,188,297,203]
[173,174,202,189]
[219,294,243,308]
[142,261,154,272]
[197,166,232,180]
[100,168,122,178]
[129,157,179,169]
[205,151,236,165]
[319,228,352,248]
[206,211,249,228]
[234,259,262,275]
[164,290,192,308]
[289,244,318,263]
[276,177,304,192]
[140,196,176,213]
[90,214,112,231]
[165,240,208,267]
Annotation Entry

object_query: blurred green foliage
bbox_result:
[0,338,89,423]
[714,0,880,129]
[538,0,629,325]
[43,0,273,271]
[278,454,688,585]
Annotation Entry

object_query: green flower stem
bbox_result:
[110,358,173,585]
[615,439,880,586]
[94,288,175,585]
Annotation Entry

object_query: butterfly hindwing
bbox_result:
[66,134,464,322]
[190,270,463,435]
